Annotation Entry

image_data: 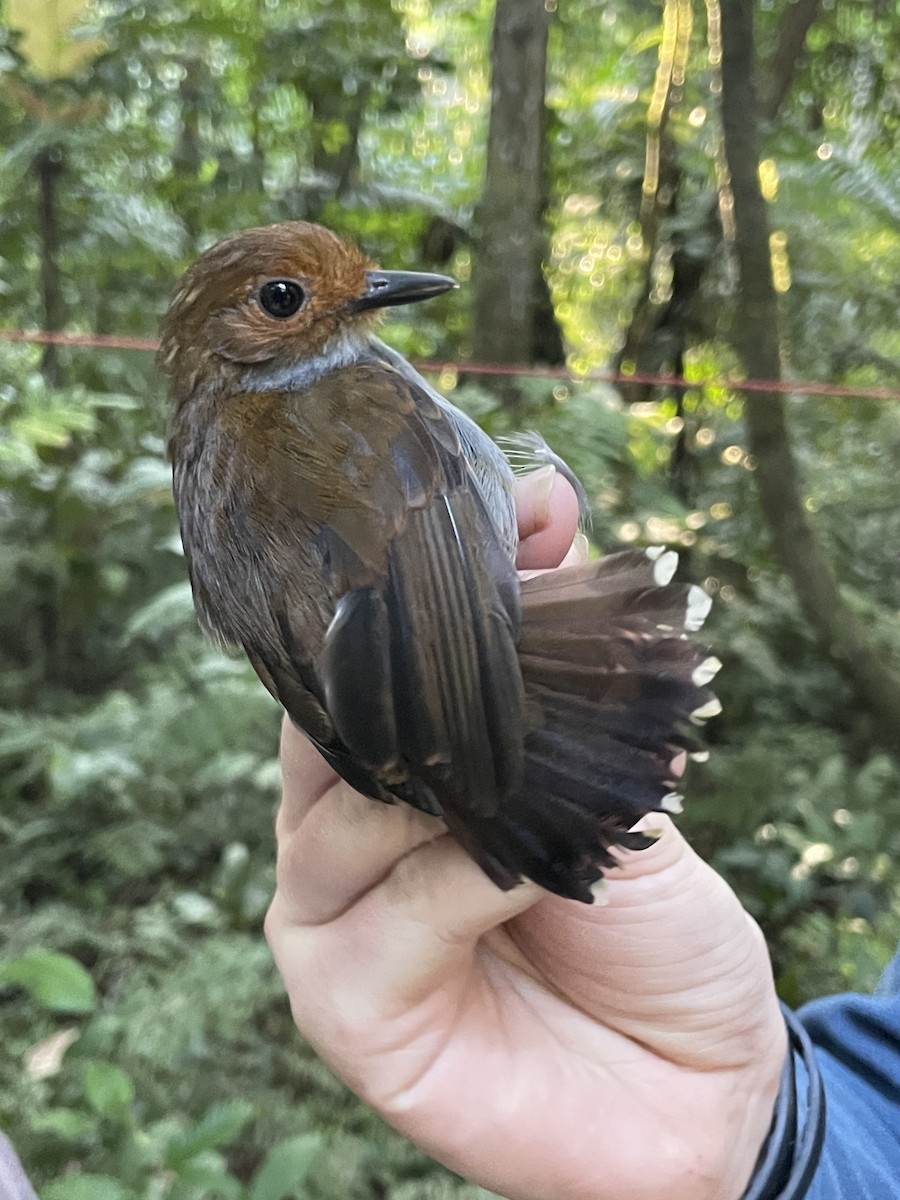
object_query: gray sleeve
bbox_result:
[0,1136,37,1200]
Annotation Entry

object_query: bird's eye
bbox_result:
[258,279,306,319]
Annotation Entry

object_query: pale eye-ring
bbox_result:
[258,279,306,319]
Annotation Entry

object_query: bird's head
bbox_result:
[158,221,455,400]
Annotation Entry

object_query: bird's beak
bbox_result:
[350,269,457,313]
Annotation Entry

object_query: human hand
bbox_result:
[266,468,785,1200]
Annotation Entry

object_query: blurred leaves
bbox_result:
[43,1176,133,1200]
[248,1133,324,1200]
[83,1061,135,1119]
[0,950,96,1013]
[164,1101,255,1167]
[6,0,105,80]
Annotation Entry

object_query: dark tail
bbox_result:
[444,548,720,902]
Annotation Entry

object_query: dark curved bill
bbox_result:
[351,269,457,312]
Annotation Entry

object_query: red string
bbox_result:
[2,329,160,352]
[2,327,898,402]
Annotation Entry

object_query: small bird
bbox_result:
[159,221,720,903]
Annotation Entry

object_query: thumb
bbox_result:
[515,467,581,570]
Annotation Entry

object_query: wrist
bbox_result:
[713,1024,789,1200]
[670,988,786,1200]
[735,1005,826,1200]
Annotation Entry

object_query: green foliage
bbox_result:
[248,1134,323,1200]
[0,0,898,1197]
[0,950,96,1014]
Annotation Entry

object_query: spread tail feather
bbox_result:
[449,548,720,902]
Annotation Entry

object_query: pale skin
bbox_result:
[265,467,786,1200]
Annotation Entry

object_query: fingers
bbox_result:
[275,722,541,933]
[275,762,446,926]
[518,529,590,582]
[268,832,541,1030]
[515,467,581,570]
[359,835,540,964]
[275,717,340,838]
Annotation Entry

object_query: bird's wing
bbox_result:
[223,360,526,818]
[367,337,520,557]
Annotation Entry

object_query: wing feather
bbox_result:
[207,359,526,818]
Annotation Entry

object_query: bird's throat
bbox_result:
[237,328,371,394]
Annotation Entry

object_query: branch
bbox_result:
[761,0,822,122]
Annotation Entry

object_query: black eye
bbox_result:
[258,279,306,319]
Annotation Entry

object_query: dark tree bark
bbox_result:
[309,85,368,198]
[531,99,566,367]
[173,61,206,244]
[614,3,713,506]
[719,0,900,750]
[472,0,562,399]
[613,127,682,394]
[35,145,65,387]
[761,0,822,122]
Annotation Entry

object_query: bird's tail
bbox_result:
[444,548,721,902]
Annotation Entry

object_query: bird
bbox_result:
[158,220,721,903]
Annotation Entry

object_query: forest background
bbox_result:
[1,0,899,1196]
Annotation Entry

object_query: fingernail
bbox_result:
[525,464,556,528]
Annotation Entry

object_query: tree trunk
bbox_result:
[761,0,821,122]
[309,86,367,198]
[35,145,65,386]
[719,0,900,751]
[472,0,560,400]
[174,62,203,243]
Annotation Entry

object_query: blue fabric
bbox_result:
[797,944,900,1197]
